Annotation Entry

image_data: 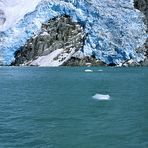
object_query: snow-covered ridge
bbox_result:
[0,0,147,65]
[0,0,41,31]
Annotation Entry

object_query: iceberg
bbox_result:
[92,94,110,100]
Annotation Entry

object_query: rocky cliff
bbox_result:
[134,0,148,33]
[134,0,148,66]
[11,15,85,66]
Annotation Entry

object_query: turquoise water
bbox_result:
[0,67,148,148]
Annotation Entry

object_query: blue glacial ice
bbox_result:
[0,0,147,65]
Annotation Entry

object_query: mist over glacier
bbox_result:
[0,0,147,65]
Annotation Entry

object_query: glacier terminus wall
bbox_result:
[0,0,147,66]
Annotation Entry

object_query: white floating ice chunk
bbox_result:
[85,69,93,72]
[92,94,110,100]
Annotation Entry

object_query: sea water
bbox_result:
[0,67,148,148]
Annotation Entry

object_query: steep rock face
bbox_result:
[134,0,148,66]
[0,9,6,26]
[134,0,148,32]
[62,56,105,66]
[12,15,85,66]
[0,0,147,65]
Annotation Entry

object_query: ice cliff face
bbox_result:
[0,0,147,65]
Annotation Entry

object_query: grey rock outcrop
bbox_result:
[134,0,148,66]
[0,9,6,25]
[11,15,85,66]
[134,0,148,32]
[63,56,105,66]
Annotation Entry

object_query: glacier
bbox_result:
[0,0,147,65]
